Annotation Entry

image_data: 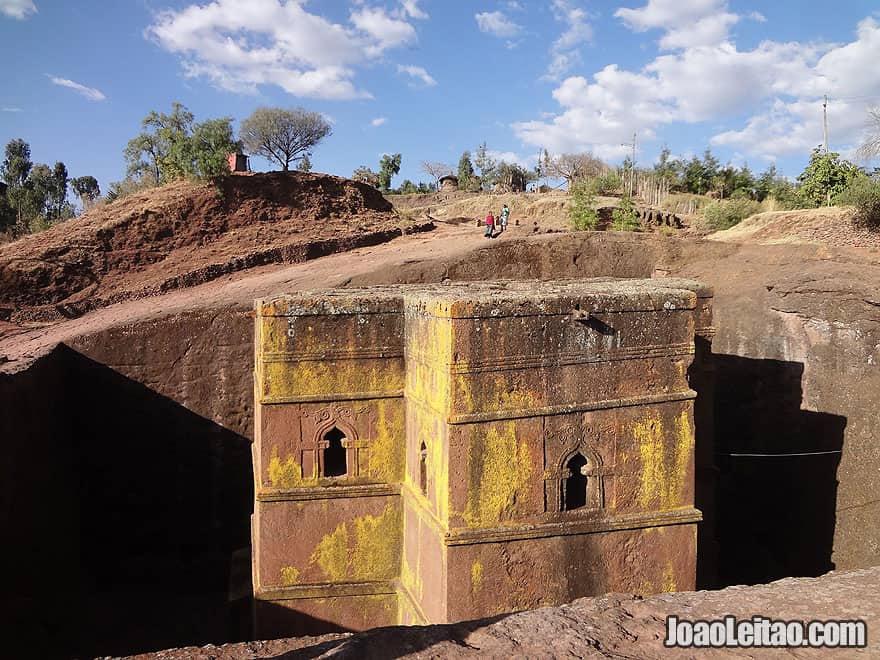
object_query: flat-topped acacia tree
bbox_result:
[240,107,332,172]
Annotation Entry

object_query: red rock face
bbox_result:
[252,279,714,636]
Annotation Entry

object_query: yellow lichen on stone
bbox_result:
[263,358,403,401]
[268,446,317,488]
[471,560,484,594]
[280,566,300,586]
[635,410,693,510]
[370,400,405,483]
[352,505,402,579]
[635,417,664,510]
[464,422,532,528]
[308,504,402,582]
[662,561,676,593]
[400,553,423,602]
[309,520,349,582]
[672,409,694,504]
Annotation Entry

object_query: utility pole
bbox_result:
[823,95,829,153]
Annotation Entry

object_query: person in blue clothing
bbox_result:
[499,204,510,233]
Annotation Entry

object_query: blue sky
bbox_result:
[2,0,880,194]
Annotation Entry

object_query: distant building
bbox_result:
[227,153,250,172]
[438,175,458,192]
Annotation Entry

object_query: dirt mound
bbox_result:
[708,206,880,248]
[0,171,430,323]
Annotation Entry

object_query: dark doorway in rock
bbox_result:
[323,427,347,477]
[564,453,588,511]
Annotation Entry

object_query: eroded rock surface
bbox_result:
[122,567,880,659]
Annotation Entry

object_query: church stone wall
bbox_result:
[253,280,713,636]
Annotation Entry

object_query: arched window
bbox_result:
[323,427,347,477]
[419,441,428,495]
[563,453,589,511]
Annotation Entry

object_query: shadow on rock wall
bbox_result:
[711,355,846,588]
[0,345,253,659]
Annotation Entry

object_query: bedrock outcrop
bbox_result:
[122,567,880,659]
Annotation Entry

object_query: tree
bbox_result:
[653,145,681,188]
[421,161,451,188]
[124,104,240,185]
[495,161,536,192]
[544,152,605,188]
[755,163,779,202]
[190,117,241,179]
[683,156,709,194]
[241,107,331,171]
[457,151,477,191]
[0,191,14,232]
[377,153,402,192]
[397,179,419,194]
[124,102,195,184]
[856,106,880,161]
[702,148,720,185]
[352,165,380,188]
[474,142,496,189]
[1,138,33,226]
[48,162,69,219]
[25,163,53,220]
[797,147,862,207]
[297,154,312,172]
[71,175,101,210]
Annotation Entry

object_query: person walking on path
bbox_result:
[484,211,495,238]
[499,204,510,233]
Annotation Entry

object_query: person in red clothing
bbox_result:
[484,211,495,238]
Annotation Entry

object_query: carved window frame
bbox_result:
[313,419,360,479]
[544,444,607,513]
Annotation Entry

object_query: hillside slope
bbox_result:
[0,172,429,323]
[708,206,880,248]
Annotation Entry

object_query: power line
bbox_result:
[719,450,842,458]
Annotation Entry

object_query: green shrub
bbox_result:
[568,180,599,230]
[768,180,810,210]
[611,194,640,231]
[593,171,622,195]
[701,197,761,230]
[835,176,880,229]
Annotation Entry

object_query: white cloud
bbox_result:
[47,75,106,101]
[399,0,427,20]
[513,16,880,162]
[371,117,387,127]
[488,150,536,168]
[544,0,593,79]
[615,0,739,50]
[475,11,521,38]
[397,63,437,87]
[351,6,416,56]
[147,0,424,100]
[1,106,22,112]
[748,11,766,23]
[0,0,36,20]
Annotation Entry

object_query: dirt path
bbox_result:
[0,221,504,369]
